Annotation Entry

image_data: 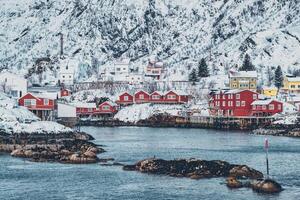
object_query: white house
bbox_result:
[59,60,76,85]
[0,71,27,98]
[114,59,130,75]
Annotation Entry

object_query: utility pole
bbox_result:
[60,33,64,57]
[264,138,270,179]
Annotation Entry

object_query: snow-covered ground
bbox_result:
[114,103,185,123]
[0,92,72,134]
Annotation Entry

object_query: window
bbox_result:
[24,99,36,106]
[262,105,266,110]
[139,94,144,99]
[236,94,240,99]
[62,75,65,78]
[298,85,300,88]
[278,104,282,110]
[253,94,257,100]
[222,95,225,99]
[241,101,245,107]
[152,95,160,100]
[167,95,176,99]
[124,96,129,101]
[269,104,274,110]
[291,85,295,88]
[222,101,226,107]
[102,105,110,110]
[236,101,240,107]
[44,99,49,105]
[117,68,121,71]
[69,75,72,78]
[228,101,233,107]
[88,108,93,112]
[253,105,256,110]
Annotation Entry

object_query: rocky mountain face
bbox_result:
[0,0,299,82]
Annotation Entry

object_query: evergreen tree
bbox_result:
[239,54,255,71]
[274,66,283,89]
[197,58,209,77]
[189,68,198,85]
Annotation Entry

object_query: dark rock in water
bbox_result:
[1,131,105,164]
[229,165,263,179]
[226,177,243,188]
[251,179,283,193]
[122,158,263,180]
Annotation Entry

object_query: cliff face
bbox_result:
[0,0,299,81]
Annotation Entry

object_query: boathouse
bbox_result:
[18,93,56,120]
[72,102,97,118]
[95,101,118,115]
[134,90,150,104]
[210,89,259,117]
[251,100,283,116]
[116,92,134,105]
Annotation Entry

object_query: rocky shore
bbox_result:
[123,158,282,193]
[0,131,105,164]
[253,128,300,137]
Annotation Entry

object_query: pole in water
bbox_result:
[264,138,269,178]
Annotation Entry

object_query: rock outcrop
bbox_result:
[123,158,263,179]
[0,131,105,164]
[124,158,282,194]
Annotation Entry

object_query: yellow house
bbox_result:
[262,87,278,97]
[229,70,257,90]
[283,76,300,93]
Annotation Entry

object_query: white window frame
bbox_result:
[139,94,144,100]
[253,94,257,100]
[167,95,176,100]
[124,96,129,101]
[236,101,240,107]
[102,105,110,111]
[44,99,49,105]
[278,104,282,110]
[236,94,240,99]
[222,101,225,107]
[241,101,245,107]
[262,105,267,110]
[269,104,274,110]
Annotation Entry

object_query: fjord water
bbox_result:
[1,127,299,200]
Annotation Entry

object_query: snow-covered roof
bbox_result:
[251,99,277,105]
[134,90,149,95]
[229,71,257,78]
[150,91,164,96]
[100,101,117,107]
[286,77,300,82]
[34,92,58,100]
[71,102,96,108]
[165,90,188,96]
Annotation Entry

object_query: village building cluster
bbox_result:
[1,60,300,124]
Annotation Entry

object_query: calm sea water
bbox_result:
[0,127,300,200]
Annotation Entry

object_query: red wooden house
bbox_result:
[18,93,56,120]
[209,89,259,116]
[162,90,189,104]
[60,88,72,97]
[73,102,97,117]
[149,91,164,103]
[134,90,150,103]
[95,101,118,115]
[251,100,283,116]
[116,92,134,105]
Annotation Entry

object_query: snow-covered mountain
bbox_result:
[0,0,299,82]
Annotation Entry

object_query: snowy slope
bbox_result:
[114,103,184,123]
[0,0,299,82]
[0,92,71,134]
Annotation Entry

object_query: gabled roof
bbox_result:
[100,101,117,107]
[71,102,96,108]
[150,91,164,96]
[251,99,280,106]
[229,70,257,78]
[20,93,40,100]
[119,91,134,96]
[164,90,188,96]
[134,90,149,95]
[213,89,257,95]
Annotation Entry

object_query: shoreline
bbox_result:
[76,120,300,138]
